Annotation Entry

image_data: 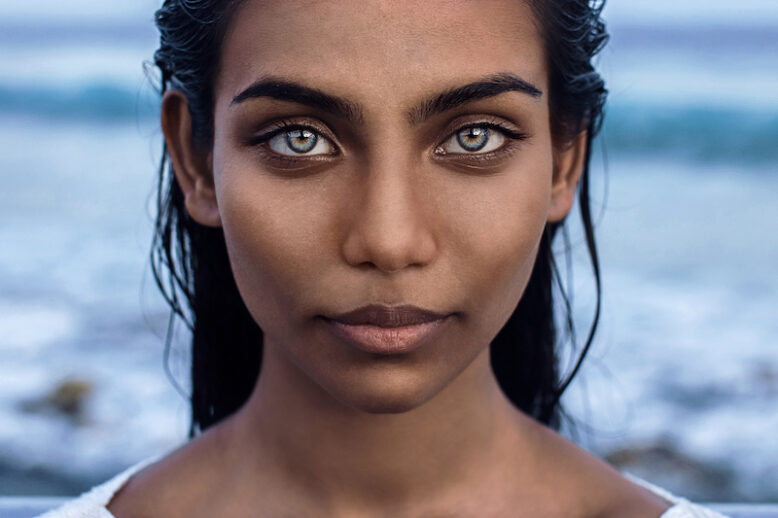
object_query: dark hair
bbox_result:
[151,0,608,436]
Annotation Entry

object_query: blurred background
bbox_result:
[0,0,776,502]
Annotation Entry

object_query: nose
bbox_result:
[341,158,437,273]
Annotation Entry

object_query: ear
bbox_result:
[161,90,222,227]
[547,130,587,223]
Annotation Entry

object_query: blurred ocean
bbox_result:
[1,1,777,502]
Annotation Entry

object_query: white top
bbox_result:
[36,455,729,518]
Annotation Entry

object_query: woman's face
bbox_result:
[185,0,580,413]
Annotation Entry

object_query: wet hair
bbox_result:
[151,0,608,436]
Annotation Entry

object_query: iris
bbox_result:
[286,129,318,153]
[456,127,489,152]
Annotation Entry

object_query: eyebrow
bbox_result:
[408,72,542,124]
[231,72,542,125]
[232,78,364,124]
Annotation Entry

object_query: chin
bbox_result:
[349,394,429,415]
[324,368,444,415]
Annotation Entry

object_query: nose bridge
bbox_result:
[342,149,437,273]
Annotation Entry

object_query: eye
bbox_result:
[435,123,524,156]
[256,124,336,157]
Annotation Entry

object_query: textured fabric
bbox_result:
[37,455,730,517]
[35,455,162,518]
[624,473,730,518]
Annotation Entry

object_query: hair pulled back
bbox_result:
[151,0,608,436]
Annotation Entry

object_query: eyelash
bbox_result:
[249,118,527,165]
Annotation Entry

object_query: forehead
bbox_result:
[216,0,546,111]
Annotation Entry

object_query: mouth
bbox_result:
[321,304,453,355]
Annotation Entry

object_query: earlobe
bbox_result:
[548,130,587,223]
[161,90,222,228]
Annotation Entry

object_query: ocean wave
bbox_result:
[2,82,777,163]
[602,101,778,164]
[0,82,158,122]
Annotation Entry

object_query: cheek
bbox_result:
[441,146,553,330]
[213,160,336,332]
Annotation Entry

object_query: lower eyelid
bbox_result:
[256,146,337,170]
[439,136,523,162]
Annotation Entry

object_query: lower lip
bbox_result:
[323,317,450,355]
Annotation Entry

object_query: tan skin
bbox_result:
[108,1,671,517]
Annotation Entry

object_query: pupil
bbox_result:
[457,127,488,151]
[286,129,317,153]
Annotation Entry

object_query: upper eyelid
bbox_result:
[441,114,524,136]
[255,120,334,141]
[445,121,522,139]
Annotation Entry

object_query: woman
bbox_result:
[41,0,727,516]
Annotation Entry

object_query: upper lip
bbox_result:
[324,304,449,327]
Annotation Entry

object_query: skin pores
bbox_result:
[208,0,559,415]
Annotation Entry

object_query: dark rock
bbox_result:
[17,378,94,425]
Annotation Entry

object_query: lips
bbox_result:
[322,304,452,355]
[326,304,448,327]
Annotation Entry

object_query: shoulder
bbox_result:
[37,428,225,518]
[105,422,235,518]
[512,418,729,518]
[106,446,214,517]
[514,416,673,518]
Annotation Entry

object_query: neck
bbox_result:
[228,338,528,513]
